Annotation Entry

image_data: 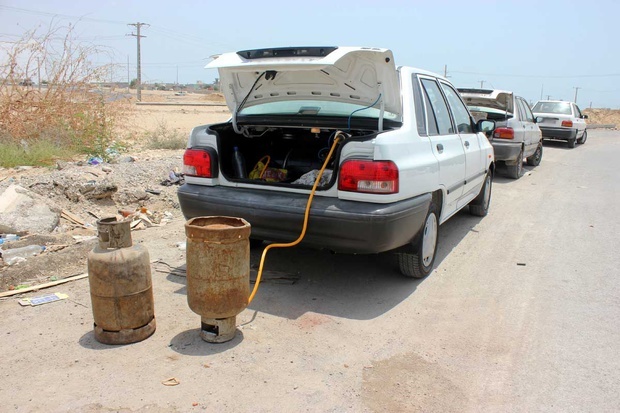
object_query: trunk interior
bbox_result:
[208,124,377,188]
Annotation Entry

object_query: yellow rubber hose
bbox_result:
[248,131,345,304]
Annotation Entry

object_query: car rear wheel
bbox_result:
[526,142,543,166]
[398,202,439,278]
[506,148,523,179]
[568,138,576,148]
[577,130,587,144]
[469,171,492,217]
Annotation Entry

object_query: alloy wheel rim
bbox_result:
[422,213,438,267]
[483,176,492,209]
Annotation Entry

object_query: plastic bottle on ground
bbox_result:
[1,245,45,266]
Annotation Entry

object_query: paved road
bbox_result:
[1,130,618,412]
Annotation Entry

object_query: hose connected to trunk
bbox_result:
[247,130,347,304]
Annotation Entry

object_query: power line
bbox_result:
[0,5,127,25]
[451,70,620,79]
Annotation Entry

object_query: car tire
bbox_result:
[398,201,439,278]
[506,148,523,179]
[469,171,492,217]
[568,138,576,148]
[526,142,543,166]
[577,130,587,144]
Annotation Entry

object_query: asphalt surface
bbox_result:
[1,129,619,412]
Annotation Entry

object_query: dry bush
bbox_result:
[0,24,126,164]
[146,120,187,150]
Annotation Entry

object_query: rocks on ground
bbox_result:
[0,150,185,291]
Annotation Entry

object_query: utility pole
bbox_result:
[443,64,448,78]
[540,84,543,100]
[127,55,130,92]
[479,80,485,88]
[127,22,149,101]
[546,95,551,100]
[573,86,581,104]
[176,65,179,85]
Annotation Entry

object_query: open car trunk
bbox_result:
[209,122,380,188]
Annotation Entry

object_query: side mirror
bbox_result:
[476,119,495,135]
[535,116,544,123]
[582,114,588,119]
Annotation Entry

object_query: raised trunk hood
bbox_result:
[459,89,514,113]
[207,46,401,118]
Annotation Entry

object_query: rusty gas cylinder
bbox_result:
[185,216,250,343]
[88,217,156,344]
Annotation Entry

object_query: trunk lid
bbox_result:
[206,46,401,119]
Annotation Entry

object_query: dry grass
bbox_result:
[0,24,128,166]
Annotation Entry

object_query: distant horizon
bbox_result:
[1,1,619,109]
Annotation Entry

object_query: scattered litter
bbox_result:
[1,245,45,266]
[87,156,104,166]
[0,273,88,298]
[0,234,19,245]
[145,188,161,195]
[161,168,185,186]
[292,169,333,186]
[72,235,97,243]
[101,165,113,173]
[517,263,527,266]
[61,210,87,227]
[175,241,186,251]
[18,292,68,306]
[162,377,180,386]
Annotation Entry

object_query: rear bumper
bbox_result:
[491,141,522,162]
[539,126,577,140]
[177,184,431,254]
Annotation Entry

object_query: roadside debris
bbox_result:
[162,377,180,386]
[18,292,68,306]
[1,245,45,266]
[0,234,19,245]
[0,184,60,234]
[0,273,88,298]
[161,168,184,186]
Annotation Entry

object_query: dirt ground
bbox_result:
[0,130,618,412]
[1,88,619,411]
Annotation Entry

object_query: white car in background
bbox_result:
[459,88,543,179]
[531,100,588,148]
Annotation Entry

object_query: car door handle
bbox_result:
[464,141,470,148]
[436,143,444,153]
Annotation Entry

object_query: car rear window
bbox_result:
[238,100,399,119]
[532,101,572,115]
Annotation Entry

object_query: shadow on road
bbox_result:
[168,328,244,356]
[158,210,483,322]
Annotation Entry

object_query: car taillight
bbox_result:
[493,127,514,139]
[183,148,212,177]
[338,160,399,194]
[561,120,573,127]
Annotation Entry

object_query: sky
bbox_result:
[1,0,619,108]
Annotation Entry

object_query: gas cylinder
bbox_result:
[88,217,156,344]
[185,216,250,343]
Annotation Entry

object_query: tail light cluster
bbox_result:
[338,160,399,194]
[182,148,217,178]
[493,127,514,140]
[561,120,573,127]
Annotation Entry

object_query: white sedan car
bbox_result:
[532,100,588,148]
[178,46,496,278]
